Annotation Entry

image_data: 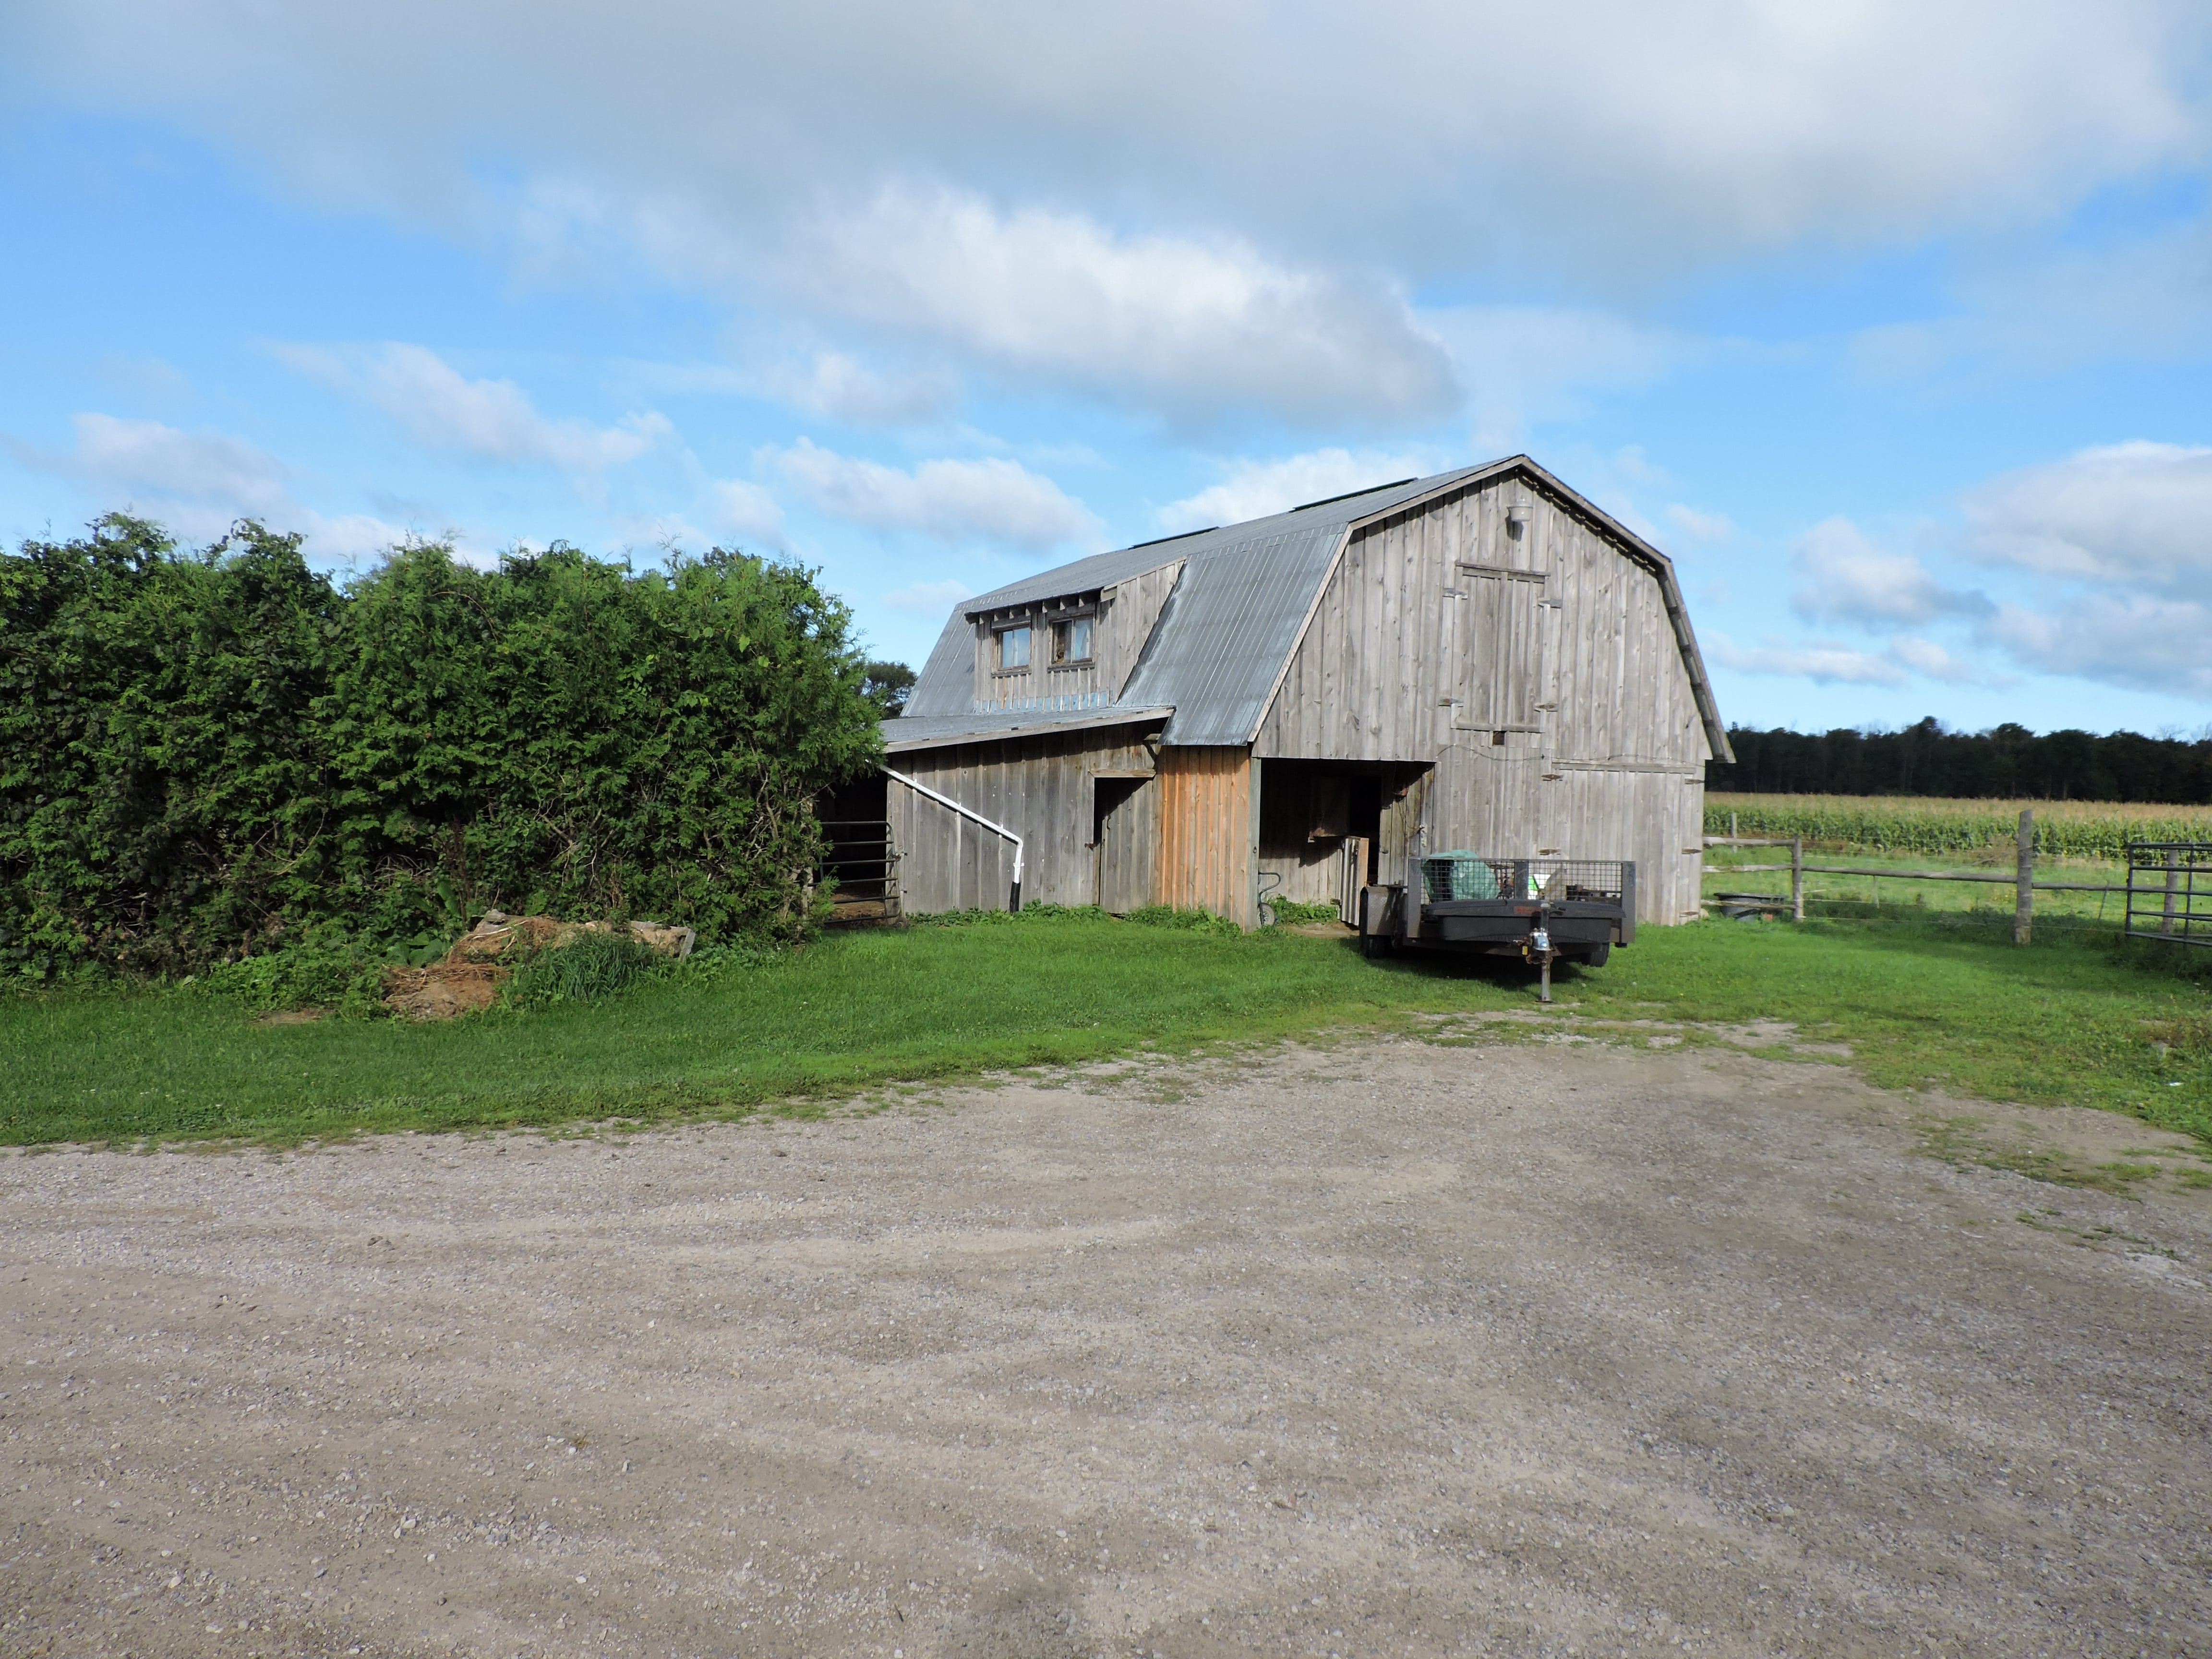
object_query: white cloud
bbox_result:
[1963,441,2212,590]
[1983,594,2212,700]
[1789,516,1986,625]
[1710,627,2004,689]
[18,3,2212,435]
[1663,503,1735,544]
[64,412,294,516]
[769,438,1101,551]
[23,413,406,560]
[773,189,1458,424]
[1889,636,1981,684]
[1159,448,1443,532]
[883,577,973,617]
[766,352,955,427]
[702,480,786,548]
[279,342,670,488]
[1931,442,2212,701]
[23,0,2205,284]
[1706,633,1910,687]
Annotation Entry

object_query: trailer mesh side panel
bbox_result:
[1420,857,1628,907]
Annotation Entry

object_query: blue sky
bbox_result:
[4,2,2211,736]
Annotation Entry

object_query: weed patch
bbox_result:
[506,933,672,1007]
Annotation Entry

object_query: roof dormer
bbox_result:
[968,558,1183,714]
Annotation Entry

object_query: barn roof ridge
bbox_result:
[897,456,1729,761]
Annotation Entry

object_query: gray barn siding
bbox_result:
[1100,559,1184,699]
[889,727,1161,915]
[965,556,1184,712]
[1252,475,1710,924]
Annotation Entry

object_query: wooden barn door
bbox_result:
[1093,775,1157,913]
[1452,568,1550,735]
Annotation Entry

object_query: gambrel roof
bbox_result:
[896,456,1730,759]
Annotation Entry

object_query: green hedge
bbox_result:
[1,516,881,977]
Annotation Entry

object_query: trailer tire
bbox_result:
[1577,943,1611,969]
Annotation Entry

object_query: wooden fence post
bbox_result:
[2014,809,2034,946]
[1791,837,1804,922]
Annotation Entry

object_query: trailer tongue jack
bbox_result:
[1527,921,1554,1004]
[1361,857,1633,996]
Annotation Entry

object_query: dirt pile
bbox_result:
[383,912,697,1019]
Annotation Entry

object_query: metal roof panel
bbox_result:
[881,705,1174,752]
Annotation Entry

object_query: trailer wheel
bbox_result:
[1577,943,1611,969]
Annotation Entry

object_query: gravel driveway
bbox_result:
[5,1035,2210,1658]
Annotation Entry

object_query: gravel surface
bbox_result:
[5,1035,2211,1659]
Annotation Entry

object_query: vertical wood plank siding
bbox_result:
[1252,476,1710,924]
[1156,745,1253,925]
[889,726,1162,915]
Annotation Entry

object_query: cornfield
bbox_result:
[1706,793,2212,863]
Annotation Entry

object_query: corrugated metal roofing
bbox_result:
[891,457,1731,759]
[900,468,1483,742]
[883,705,1173,753]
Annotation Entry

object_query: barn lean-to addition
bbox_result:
[862,456,1731,930]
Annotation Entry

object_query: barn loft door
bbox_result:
[1451,566,1550,733]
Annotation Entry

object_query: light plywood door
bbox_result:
[1452,568,1548,733]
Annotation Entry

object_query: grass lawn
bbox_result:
[4,910,2208,1148]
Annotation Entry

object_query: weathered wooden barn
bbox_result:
[869,456,1731,929]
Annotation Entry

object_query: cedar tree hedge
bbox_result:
[1,515,883,977]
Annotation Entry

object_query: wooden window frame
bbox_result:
[1047,612,1096,670]
[992,622,1034,675]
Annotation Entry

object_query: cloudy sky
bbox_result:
[3,1,2211,734]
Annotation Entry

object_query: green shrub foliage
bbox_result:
[1,517,881,976]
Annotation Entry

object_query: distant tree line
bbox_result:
[1709,717,2212,804]
[1,516,883,978]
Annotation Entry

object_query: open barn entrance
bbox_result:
[1256,759,1427,923]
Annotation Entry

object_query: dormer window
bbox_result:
[1051,614,1094,665]
[995,625,1032,671]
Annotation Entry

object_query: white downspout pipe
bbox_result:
[883,767,1025,913]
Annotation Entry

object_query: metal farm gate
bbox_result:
[2124,842,2212,947]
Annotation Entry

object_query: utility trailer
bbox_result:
[1358,856,1634,1002]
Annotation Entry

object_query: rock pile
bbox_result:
[383,912,697,1020]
